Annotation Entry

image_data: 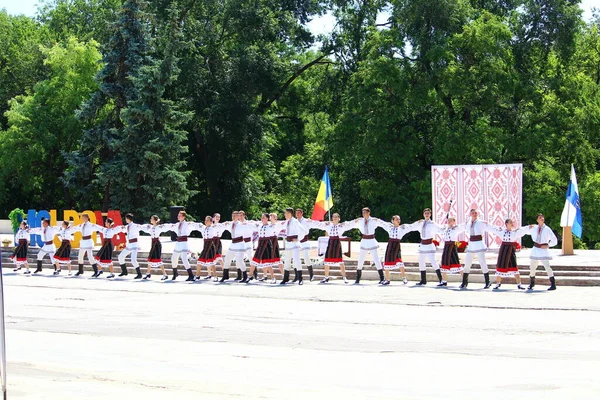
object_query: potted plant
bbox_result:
[2,239,11,247]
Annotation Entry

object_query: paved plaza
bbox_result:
[1,272,599,399]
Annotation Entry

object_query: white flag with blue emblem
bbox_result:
[560,164,583,238]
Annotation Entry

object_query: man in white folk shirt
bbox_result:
[460,209,495,289]
[117,213,143,279]
[163,210,203,281]
[352,207,387,285]
[408,208,446,286]
[275,208,307,285]
[238,210,257,280]
[524,213,558,291]
[27,217,59,274]
[295,208,316,282]
[72,213,103,277]
[220,211,253,283]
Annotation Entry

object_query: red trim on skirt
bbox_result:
[384,259,402,266]
[199,255,222,263]
[148,258,162,263]
[325,257,343,263]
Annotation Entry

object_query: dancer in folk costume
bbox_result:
[408,208,445,286]
[72,213,103,277]
[53,221,77,275]
[311,213,353,284]
[273,208,307,285]
[204,213,226,281]
[195,215,225,281]
[269,213,285,276]
[238,210,256,263]
[139,215,169,280]
[439,217,466,287]
[11,221,31,273]
[27,217,60,274]
[379,215,416,285]
[296,208,317,281]
[95,218,123,279]
[117,213,143,279]
[524,214,558,291]
[247,213,278,284]
[460,209,495,289]
[219,211,254,283]
[351,208,386,284]
[163,211,203,281]
[488,219,528,290]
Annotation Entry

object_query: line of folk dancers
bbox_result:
[8,207,558,290]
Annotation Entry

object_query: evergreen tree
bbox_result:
[110,3,195,218]
[64,0,151,211]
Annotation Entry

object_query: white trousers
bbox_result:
[464,252,489,273]
[284,248,302,272]
[418,253,439,271]
[171,251,191,270]
[357,248,382,270]
[245,247,253,260]
[529,260,553,277]
[118,249,139,267]
[301,248,311,266]
[223,251,246,271]
[37,249,55,263]
[78,248,95,265]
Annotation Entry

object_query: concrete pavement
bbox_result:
[1,274,600,399]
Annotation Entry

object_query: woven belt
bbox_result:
[300,237,308,243]
[444,241,455,245]
[62,239,70,243]
[389,238,401,243]
[286,235,298,242]
[103,239,111,244]
[232,237,244,243]
[152,238,160,243]
[470,235,483,241]
[243,237,251,242]
[362,234,375,239]
[533,242,547,248]
[502,242,516,246]
[421,239,433,245]
[177,236,188,242]
[82,235,92,240]
[18,239,27,244]
[44,240,53,245]
[128,238,138,243]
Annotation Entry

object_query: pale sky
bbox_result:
[0,0,596,34]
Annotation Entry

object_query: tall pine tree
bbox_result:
[109,3,195,217]
[64,0,151,212]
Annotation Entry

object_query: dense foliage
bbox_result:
[0,0,599,246]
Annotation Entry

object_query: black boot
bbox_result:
[435,269,443,283]
[185,268,195,281]
[280,270,290,284]
[292,269,299,283]
[118,264,128,276]
[483,272,491,289]
[415,271,427,285]
[378,269,385,284]
[34,260,42,273]
[134,267,142,279]
[459,273,469,289]
[298,271,303,285]
[308,265,314,281]
[240,271,249,283]
[171,268,178,280]
[75,264,84,276]
[219,268,230,283]
[253,268,258,280]
[92,264,99,277]
[234,269,242,281]
[528,276,536,290]
[354,269,362,284]
[548,276,557,291]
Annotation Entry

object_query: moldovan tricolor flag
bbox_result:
[560,164,583,238]
[311,166,333,221]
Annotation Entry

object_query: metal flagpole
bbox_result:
[0,250,7,399]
